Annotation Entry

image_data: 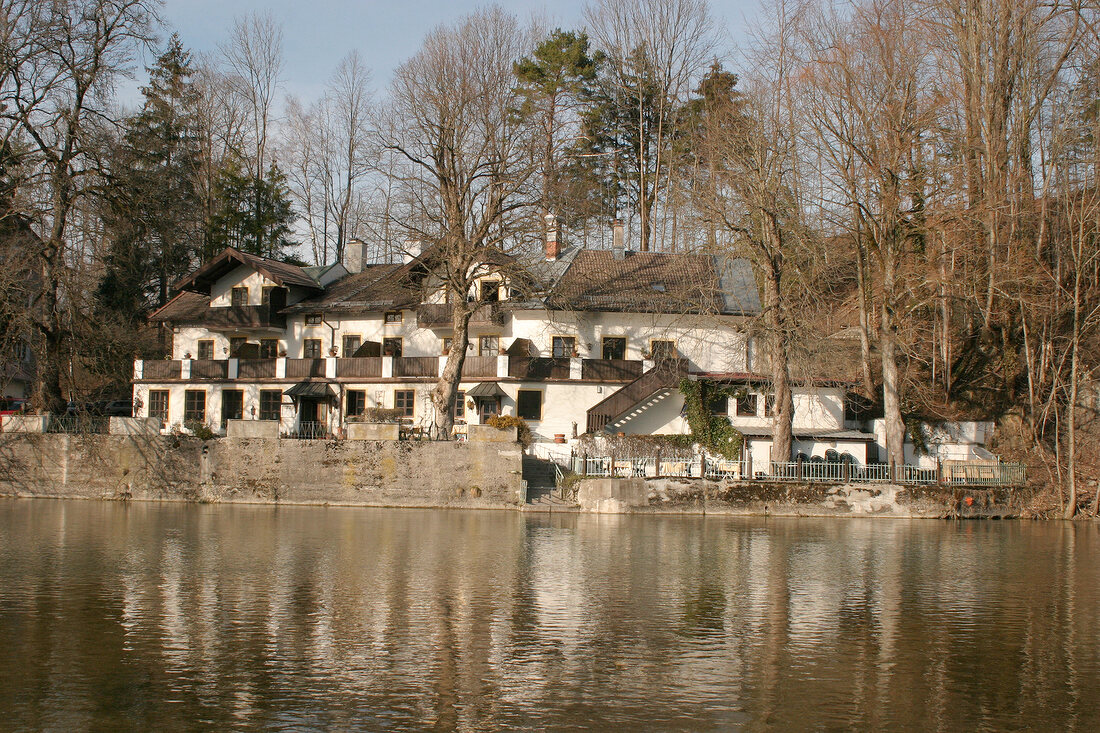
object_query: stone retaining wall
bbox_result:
[0,433,525,508]
[577,476,1037,518]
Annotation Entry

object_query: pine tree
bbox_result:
[207,160,298,261]
[513,30,602,222]
[100,35,204,315]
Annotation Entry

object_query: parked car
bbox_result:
[104,400,133,417]
[0,398,28,416]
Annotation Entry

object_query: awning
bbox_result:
[466,382,506,398]
[284,381,336,398]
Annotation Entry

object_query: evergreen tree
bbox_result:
[100,35,204,315]
[513,30,602,222]
[207,160,298,260]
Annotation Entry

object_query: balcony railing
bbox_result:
[337,357,383,378]
[416,302,505,328]
[286,358,325,378]
[143,360,181,380]
[461,355,498,378]
[190,359,229,379]
[581,358,643,382]
[509,357,570,380]
[394,356,438,378]
[198,304,286,330]
[237,358,276,379]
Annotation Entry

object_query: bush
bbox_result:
[359,408,405,424]
[184,421,217,440]
[486,414,532,447]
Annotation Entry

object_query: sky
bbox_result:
[143,0,763,104]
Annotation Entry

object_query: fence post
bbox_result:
[583,451,588,476]
[655,448,662,477]
[796,455,803,482]
[843,460,850,483]
[937,458,943,486]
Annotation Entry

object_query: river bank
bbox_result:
[0,433,1042,517]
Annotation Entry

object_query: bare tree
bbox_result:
[0,0,155,412]
[380,7,539,438]
[584,0,717,251]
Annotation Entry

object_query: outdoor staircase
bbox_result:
[522,455,573,507]
[585,358,688,433]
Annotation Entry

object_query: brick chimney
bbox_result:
[612,219,625,260]
[344,238,366,273]
[544,213,562,260]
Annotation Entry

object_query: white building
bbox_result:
[133,225,874,467]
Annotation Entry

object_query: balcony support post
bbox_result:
[181,359,191,380]
[497,354,509,379]
[382,356,394,379]
[569,357,582,380]
[133,359,143,380]
[228,358,239,380]
[325,357,336,379]
[275,358,286,379]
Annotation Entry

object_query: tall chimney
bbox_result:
[612,219,625,260]
[345,238,366,273]
[544,212,562,260]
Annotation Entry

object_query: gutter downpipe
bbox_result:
[321,313,344,438]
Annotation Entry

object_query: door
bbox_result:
[221,390,243,429]
[477,397,500,423]
[299,398,321,424]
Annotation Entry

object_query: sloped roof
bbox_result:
[547,251,759,316]
[282,263,410,313]
[149,291,210,322]
[173,248,322,294]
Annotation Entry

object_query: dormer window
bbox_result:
[232,287,248,306]
[384,310,402,324]
[479,280,500,302]
[651,282,667,293]
[305,314,322,326]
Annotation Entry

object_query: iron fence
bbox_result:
[291,421,329,440]
[47,416,110,434]
[571,455,1026,487]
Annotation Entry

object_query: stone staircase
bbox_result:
[522,455,574,507]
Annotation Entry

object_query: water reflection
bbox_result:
[0,502,1097,731]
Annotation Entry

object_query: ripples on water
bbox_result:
[0,501,1097,731]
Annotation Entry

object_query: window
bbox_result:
[260,339,279,359]
[221,390,244,428]
[259,390,282,421]
[735,393,758,417]
[552,336,576,358]
[479,335,499,357]
[516,390,543,421]
[303,339,322,358]
[384,310,402,324]
[454,390,465,422]
[305,313,322,325]
[602,337,626,360]
[764,393,776,417]
[382,337,402,357]
[231,287,248,306]
[196,340,214,360]
[229,337,247,357]
[346,390,366,417]
[480,280,500,302]
[261,286,275,305]
[149,390,169,423]
[710,395,728,416]
[184,390,206,422]
[650,339,676,360]
[395,389,414,418]
[343,335,362,357]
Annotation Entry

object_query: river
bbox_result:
[0,500,1097,731]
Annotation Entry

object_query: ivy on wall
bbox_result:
[678,378,745,460]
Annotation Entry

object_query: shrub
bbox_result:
[486,414,532,447]
[184,421,217,440]
[361,408,406,424]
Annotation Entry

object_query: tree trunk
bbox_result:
[431,300,473,439]
[880,245,905,471]
[760,237,793,463]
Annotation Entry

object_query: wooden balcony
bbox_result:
[190,359,229,379]
[199,303,286,330]
[143,360,181,380]
[416,302,505,328]
[337,357,383,378]
[237,358,276,379]
[285,358,325,378]
[461,355,498,378]
[581,359,643,382]
[509,357,571,380]
[394,356,438,378]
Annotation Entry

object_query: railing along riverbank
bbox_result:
[571,455,1027,487]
